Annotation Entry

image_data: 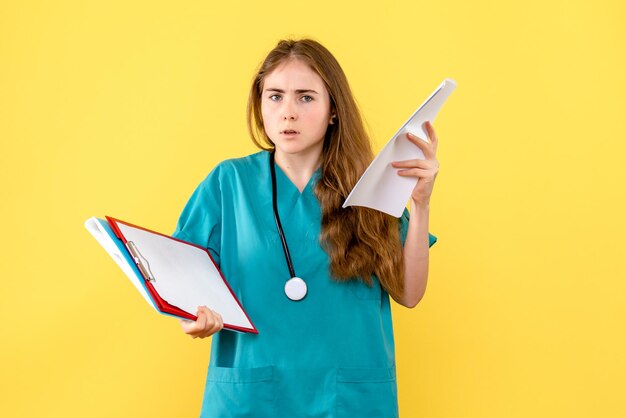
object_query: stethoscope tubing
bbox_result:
[270,151,297,279]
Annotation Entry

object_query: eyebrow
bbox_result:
[264,88,319,94]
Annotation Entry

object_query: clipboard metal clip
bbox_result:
[127,241,156,282]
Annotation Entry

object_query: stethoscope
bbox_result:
[270,151,308,301]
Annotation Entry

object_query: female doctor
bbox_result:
[173,38,439,417]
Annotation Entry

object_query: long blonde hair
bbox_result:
[247,39,405,300]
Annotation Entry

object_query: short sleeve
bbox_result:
[172,165,223,265]
[399,207,437,248]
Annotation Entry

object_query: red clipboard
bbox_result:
[86,216,258,334]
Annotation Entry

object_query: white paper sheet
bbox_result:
[343,79,457,217]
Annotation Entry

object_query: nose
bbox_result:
[282,101,297,120]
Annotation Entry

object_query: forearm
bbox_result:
[398,203,431,308]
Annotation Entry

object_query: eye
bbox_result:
[300,95,314,103]
[269,94,282,101]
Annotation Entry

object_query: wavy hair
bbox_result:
[247,39,405,300]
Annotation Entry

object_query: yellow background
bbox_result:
[1,0,625,417]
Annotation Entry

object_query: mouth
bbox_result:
[280,129,300,135]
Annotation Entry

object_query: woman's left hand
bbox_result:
[391,121,439,208]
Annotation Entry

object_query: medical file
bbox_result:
[85,216,257,334]
[343,78,457,217]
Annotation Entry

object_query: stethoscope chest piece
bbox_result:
[284,277,307,301]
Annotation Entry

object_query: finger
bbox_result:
[394,161,438,175]
[209,310,223,331]
[180,320,200,337]
[179,318,193,333]
[406,132,428,145]
[201,311,223,338]
[196,305,210,319]
[391,159,430,169]
[396,168,435,179]
[424,121,438,147]
[197,306,215,321]
[204,318,222,338]
[210,312,224,336]
[406,132,435,159]
[194,309,208,332]
[204,308,218,330]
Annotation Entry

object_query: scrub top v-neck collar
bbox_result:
[270,152,321,197]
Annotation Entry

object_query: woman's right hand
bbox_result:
[179,306,224,339]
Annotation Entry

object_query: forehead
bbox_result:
[262,58,326,90]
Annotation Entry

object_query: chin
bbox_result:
[275,141,324,157]
[274,143,307,155]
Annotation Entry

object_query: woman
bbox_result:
[174,38,439,417]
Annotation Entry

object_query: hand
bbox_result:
[391,121,439,208]
[179,306,224,339]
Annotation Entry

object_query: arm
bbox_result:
[398,204,431,307]
[391,121,440,308]
[173,165,225,337]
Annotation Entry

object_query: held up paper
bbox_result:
[343,79,457,217]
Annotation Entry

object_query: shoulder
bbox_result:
[206,151,268,179]
[199,150,269,186]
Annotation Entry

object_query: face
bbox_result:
[261,58,334,160]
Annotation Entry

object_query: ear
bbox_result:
[329,114,336,125]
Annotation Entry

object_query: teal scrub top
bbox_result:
[173,151,437,418]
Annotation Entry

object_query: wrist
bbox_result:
[411,199,430,212]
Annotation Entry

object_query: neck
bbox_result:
[274,147,322,193]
